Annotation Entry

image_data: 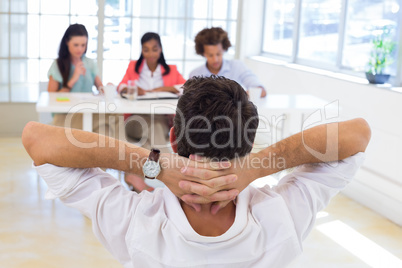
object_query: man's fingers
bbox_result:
[211,201,231,215]
[181,166,233,181]
[181,167,212,180]
[179,181,215,196]
[181,189,239,204]
[208,189,239,203]
[202,174,237,188]
[181,194,212,204]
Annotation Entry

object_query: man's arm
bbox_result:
[22,122,238,203]
[180,118,371,209]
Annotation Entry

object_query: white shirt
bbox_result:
[136,60,164,90]
[35,153,365,268]
[189,59,264,89]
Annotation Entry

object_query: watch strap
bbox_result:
[149,148,160,162]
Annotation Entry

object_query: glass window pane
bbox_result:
[342,0,400,75]
[161,0,186,18]
[10,15,28,57]
[105,0,132,16]
[71,0,98,15]
[159,19,185,60]
[0,59,9,102]
[40,59,53,82]
[132,0,159,17]
[27,15,40,58]
[263,0,295,56]
[10,59,39,102]
[298,0,341,64]
[70,16,98,59]
[212,0,229,20]
[40,16,69,59]
[228,0,238,19]
[0,0,9,12]
[27,0,40,13]
[188,0,209,19]
[10,0,27,13]
[0,14,8,58]
[40,0,69,15]
[103,17,132,60]
[103,60,130,85]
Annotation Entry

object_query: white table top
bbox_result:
[36,92,178,115]
[36,92,331,115]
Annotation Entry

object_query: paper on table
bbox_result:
[56,97,70,102]
[136,92,179,100]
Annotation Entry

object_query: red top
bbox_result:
[118,60,186,121]
[118,60,186,89]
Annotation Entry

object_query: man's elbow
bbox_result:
[354,118,371,152]
[22,121,36,151]
[22,121,43,164]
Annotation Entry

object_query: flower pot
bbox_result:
[365,72,390,84]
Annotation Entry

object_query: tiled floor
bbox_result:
[1,137,402,268]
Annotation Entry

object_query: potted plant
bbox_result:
[366,26,396,84]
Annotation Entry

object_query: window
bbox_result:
[342,0,400,75]
[0,0,99,102]
[262,0,295,57]
[298,0,341,64]
[262,0,401,83]
[102,0,238,83]
[0,0,239,103]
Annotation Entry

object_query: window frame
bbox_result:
[261,0,402,86]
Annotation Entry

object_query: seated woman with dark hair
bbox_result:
[47,23,119,137]
[118,32,186,192]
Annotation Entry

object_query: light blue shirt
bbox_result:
[48,56,98,92]
[189,59,264,89]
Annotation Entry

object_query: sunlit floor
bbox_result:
[1,137,402,268]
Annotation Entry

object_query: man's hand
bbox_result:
[178,154,263,214]
[159,153,240,212]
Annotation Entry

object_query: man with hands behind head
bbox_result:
[23,76,370,267]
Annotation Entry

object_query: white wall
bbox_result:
[0,103,38,137]
[245,57,402,226]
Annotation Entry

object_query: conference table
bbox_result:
[36,92,337,138]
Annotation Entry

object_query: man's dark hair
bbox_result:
[194,27,232,55]
[174,76,258,160]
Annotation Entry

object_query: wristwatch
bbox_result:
[143,148,161,179]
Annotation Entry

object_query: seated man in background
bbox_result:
[23,76,370,267]
[189,27,267,98]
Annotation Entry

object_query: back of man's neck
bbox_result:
[180,200,236,237]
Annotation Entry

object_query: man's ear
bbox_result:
[169,127,178,153]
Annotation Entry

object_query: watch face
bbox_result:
[143,160,161,178]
